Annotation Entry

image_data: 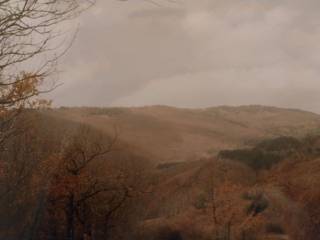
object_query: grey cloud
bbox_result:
[50,0,320,113]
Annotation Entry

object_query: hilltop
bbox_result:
[42,105,320,163]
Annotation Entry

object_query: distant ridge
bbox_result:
[43,105,320,163]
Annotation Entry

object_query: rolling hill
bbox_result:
[32,105,320,240]
[42,105,320,164]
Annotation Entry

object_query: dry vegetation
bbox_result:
[1,106,320,240]
[46,106,320,163]
[1,1,320,240]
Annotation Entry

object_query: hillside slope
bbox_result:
[42,105,320,163]
[136,135,320,240]
[35,106,320,240]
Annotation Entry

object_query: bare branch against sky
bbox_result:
[50,0,320,113]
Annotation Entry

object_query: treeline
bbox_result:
[219,136,320,172]
[0,112,150,240]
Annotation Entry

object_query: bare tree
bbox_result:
[0,0,94,148]
[46,126,119,240]
[41,125,150,240]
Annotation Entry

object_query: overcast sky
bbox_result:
[49,0,320,113]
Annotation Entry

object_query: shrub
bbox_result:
[240,230,257,240]
[157,162,183,170]
[219,149,282,171]
[218,136,302,171]
[245,193,269,217]
[265,223,285,235]
[193,193,208,210]
[158,227,183,240]
[256,136,301,152]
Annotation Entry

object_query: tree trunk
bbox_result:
[83,222,93,240]
[226,222,231,240]
[23,189,47,240]
[241,230,246,240]
[66,193,75,240]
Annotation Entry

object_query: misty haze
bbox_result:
[1,1,320,240]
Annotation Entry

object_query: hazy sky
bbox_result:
[50,0,320,113]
